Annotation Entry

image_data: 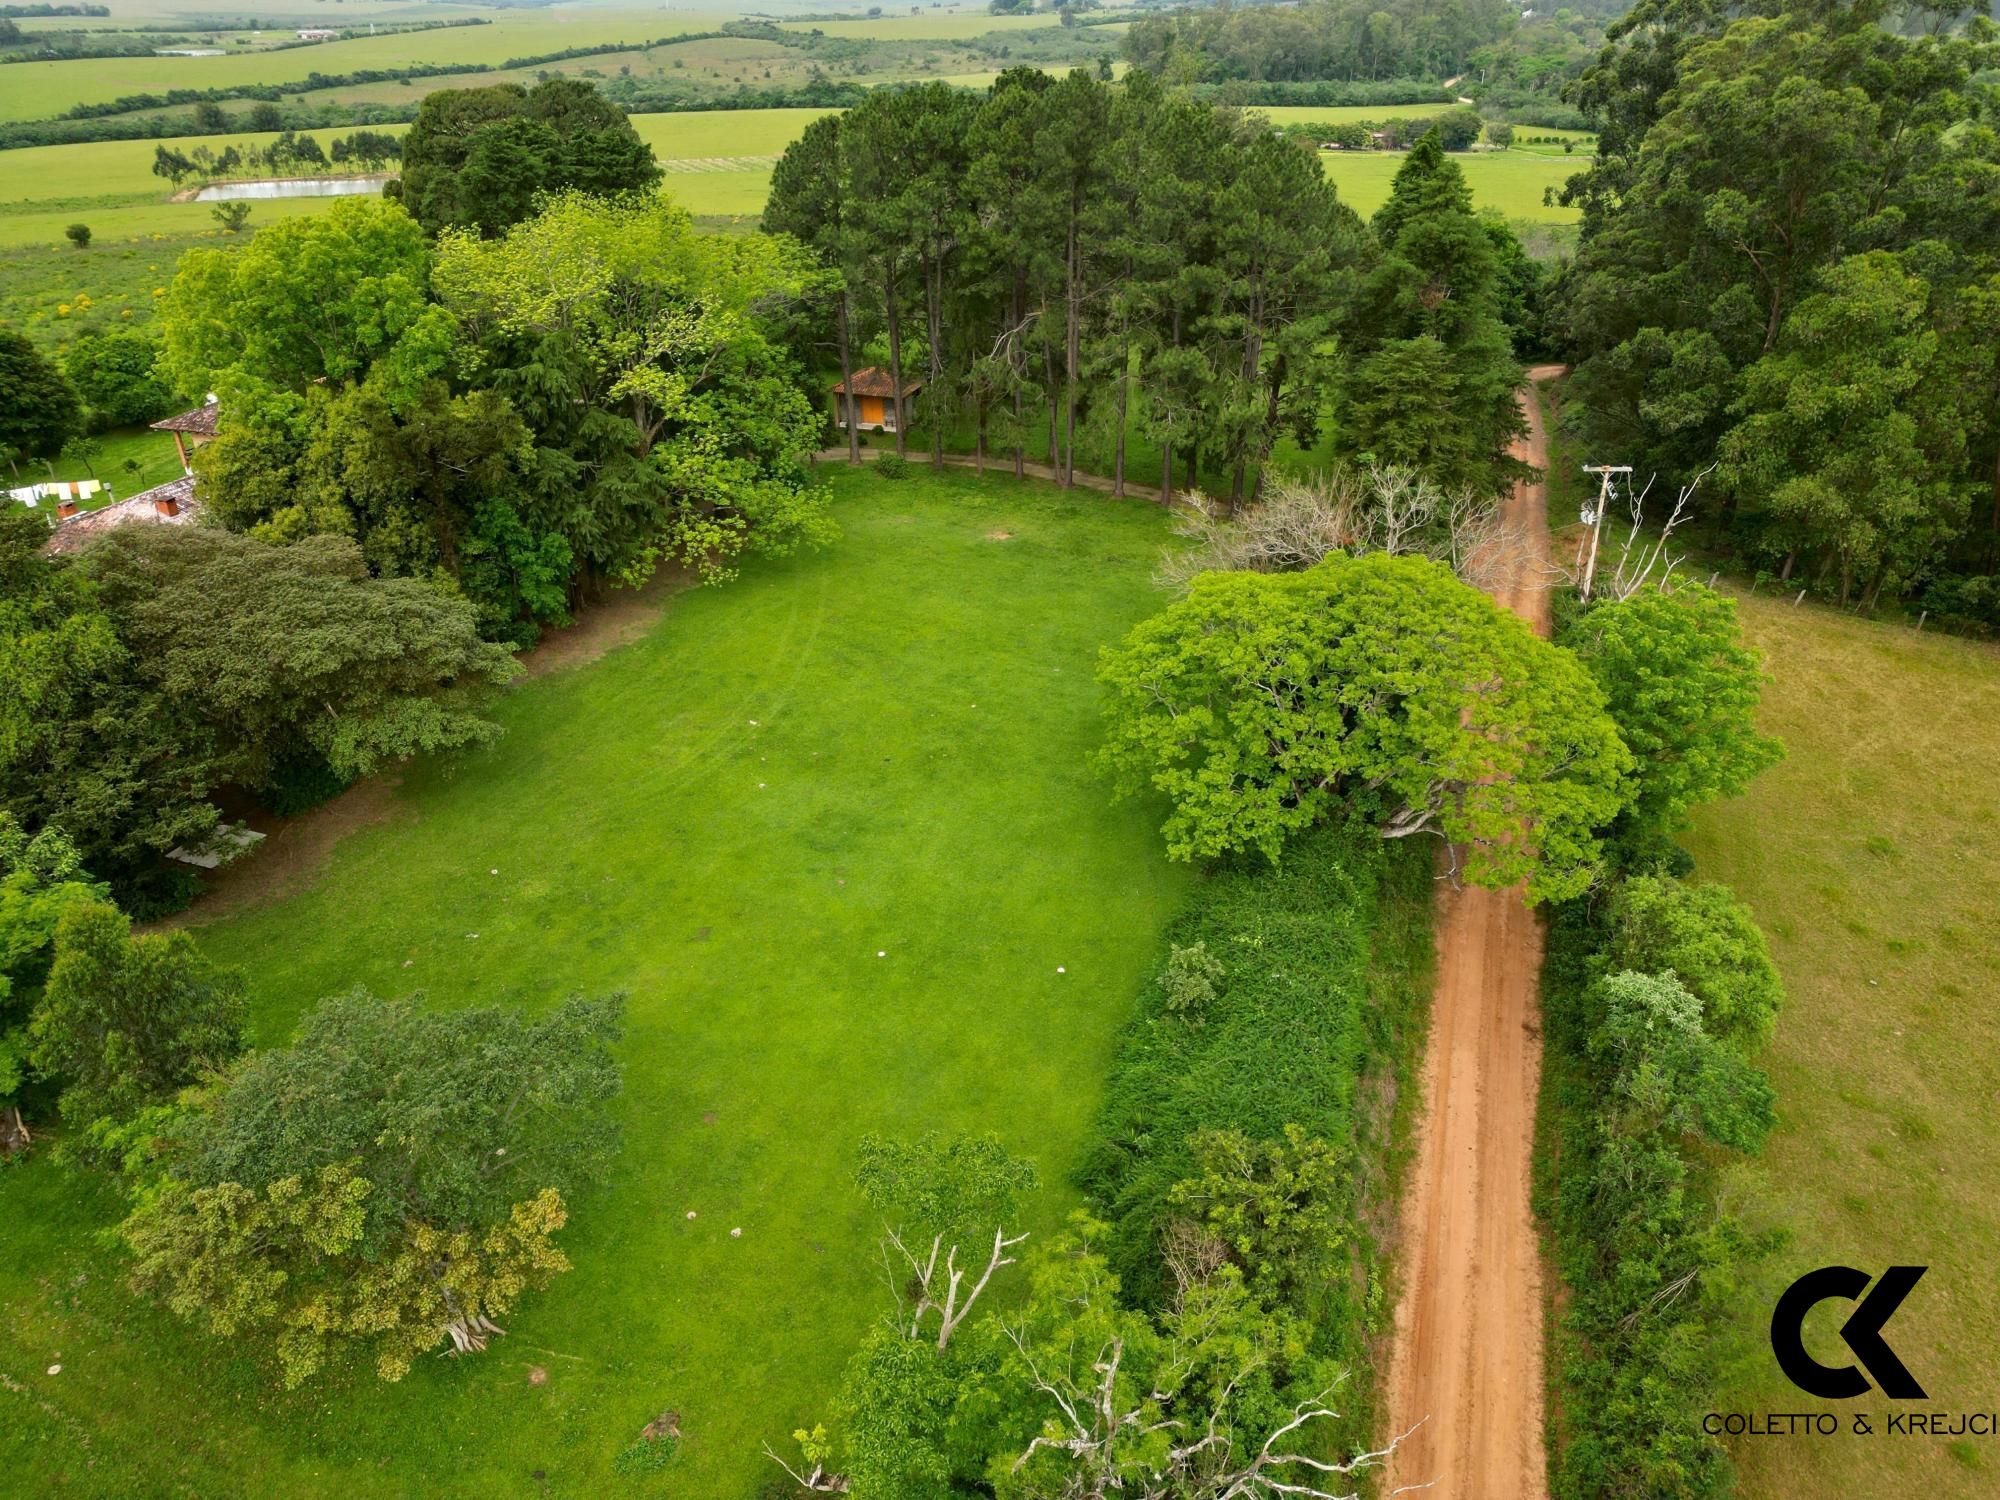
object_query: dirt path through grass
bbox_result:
[1381,366,1564,1497]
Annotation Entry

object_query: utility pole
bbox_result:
[1579,463,1631,602]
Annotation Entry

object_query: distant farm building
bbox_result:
[830,368,923,434]
[42,476,202,557]
[296,27,337,40]
[151,396,221,472]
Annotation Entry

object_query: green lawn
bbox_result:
[35,424,189,502]
[0,465,1195,1498]
[1683,594,2000,1498]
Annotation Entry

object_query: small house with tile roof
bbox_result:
[41,476,201,557]
[149,396,221,472]
[830,367,922,435]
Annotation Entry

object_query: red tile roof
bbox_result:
[42,476,202,557]
[830,366,924,398]
[150,400,221,437]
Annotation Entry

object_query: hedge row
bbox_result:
[1076,818,1435,1439]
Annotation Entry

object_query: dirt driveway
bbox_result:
[1381,366,1566,1497]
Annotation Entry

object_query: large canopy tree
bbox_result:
[434,190,834,586]
[161,195,454,399]
[121,988,624,1386]
[1719,251,1979,602]
[391,77,662,238]
[80,525,518,787]
[1096,551,1633,902]
[1552,3,2000,589]
[0,510,222,892]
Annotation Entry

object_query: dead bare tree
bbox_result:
[764,1447,850,1493]
[1550,465,1714,603]
[881,1220,1029,1352]
[1003,1330,1430,1500]
[1158,465,1532,596]
[1,1105,29,1157]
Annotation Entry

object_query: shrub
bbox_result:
[257,752,352,820]
[873,451,911,480]
[1079,820,1379,1312]
[64,223,90,249]
[612,1434,676,1475]
[1603,875,1784,1053]
[1538,878,1779,1500]
[1159,940,1224,1022]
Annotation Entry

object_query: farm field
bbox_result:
[1321,147,1582,221]
[1684,595,2000,1498]
[0,464,1196,1498]
[776,11,1100,40]
[1255,102,1451,126]
[0,12,734,122]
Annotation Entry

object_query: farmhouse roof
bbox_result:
[150,399,221,437]
[42,477,202,557]
[830,367,923,398]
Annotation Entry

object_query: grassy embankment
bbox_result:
[1684,593,2000,1497]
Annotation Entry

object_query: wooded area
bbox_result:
[767,71,1533,507]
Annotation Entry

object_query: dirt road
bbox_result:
[1381,366,1565,1498]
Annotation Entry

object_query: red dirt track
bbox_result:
[1381,366,1566,1498]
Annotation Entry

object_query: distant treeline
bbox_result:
[0,2,108,12]
[0,71,931,151]
[1189,78,1453,107]
[1127,0,1515,82]
[0,103,416,151]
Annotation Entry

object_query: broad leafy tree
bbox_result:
[80,526,518,786]
[28,899,245,1157]
[0,511,221,891]
[1560,581,1781,833]
[161,196,453,398]
[393,78,661,238]
[0,817,104,1151]
[1720,251,1977,603]
[435,191,834,586]
[0,331,80,461]
[1097,551,1632,901]
[1553,4,2000,591]
[1604,875,1784,1053]
[121,988,624,1386]
[62,330,174,430]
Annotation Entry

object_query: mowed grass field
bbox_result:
[1682,595,2000,1497]
[0,465,1195,1498]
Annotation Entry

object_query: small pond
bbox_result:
[194,174,396,202]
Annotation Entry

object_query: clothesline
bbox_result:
[7,479,104,506]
